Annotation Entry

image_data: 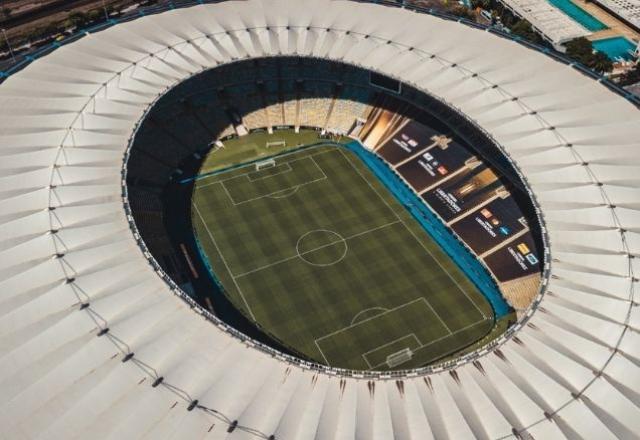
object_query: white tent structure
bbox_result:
[0,0,639,438]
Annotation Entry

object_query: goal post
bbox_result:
[255,158,276,171]
[265,140,286,149]
[386,347,413,368]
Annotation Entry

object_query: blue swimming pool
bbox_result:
[592,37,638,61]
[548,0,607,32]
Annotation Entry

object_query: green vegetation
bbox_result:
[450,5,476,20]
[470,0,545,44]
[619,62,640,86]
[565,37,613,74]
[510,20,544,44]
[192,136,494,370]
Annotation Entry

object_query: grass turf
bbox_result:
[192,143,494,370]
[200,128,345,173]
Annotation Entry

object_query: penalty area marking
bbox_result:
[193,145,337,186]
[217,155,328,206]
[268,186,300,199]
[219,176,325,206]
[315,297,425,345]
[366,317,489,370]
[315,296,454,368]
[350,307,389,325]
[315,297,451,345]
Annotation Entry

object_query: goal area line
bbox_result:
[314,293,488,370]
[217,156,327,206]
[182,142,340,185]
[364,318,489,370]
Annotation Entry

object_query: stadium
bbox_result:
[0,0,638,438]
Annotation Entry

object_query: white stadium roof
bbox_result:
[0,0,639,438]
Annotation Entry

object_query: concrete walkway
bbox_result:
[567,0,640,42]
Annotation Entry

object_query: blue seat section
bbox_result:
[345,141,512,318]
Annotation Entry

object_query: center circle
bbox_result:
[295,229,348,267]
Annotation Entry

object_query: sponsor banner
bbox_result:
[421,165,502,222]
[396,140,475,192]
[375,120,440,165]
[483,234,542,282]
[451,194,528,255]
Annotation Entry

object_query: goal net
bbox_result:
[386,348,413,368]
[255,159,276,171]
[265,140,286,149]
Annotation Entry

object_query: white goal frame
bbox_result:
[265,140,286,149]
[386,347,413,368]
[255,158,276,171]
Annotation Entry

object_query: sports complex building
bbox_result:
[0,0,639,438]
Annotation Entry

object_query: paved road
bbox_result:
[1,0,115,30]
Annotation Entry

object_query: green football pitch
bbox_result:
[192,143,494,370]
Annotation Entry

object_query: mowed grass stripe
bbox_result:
[193,144,494,370]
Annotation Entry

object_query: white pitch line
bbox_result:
[362,354,373,369]
[196,146,338,186]
[267,186,300,199]
[214,155,329,205]
[368,318,489,370]
[419,297,452,335]
[361,333,421,358]
[315,297,424,343]
[350,307,389,326]
[337,148,486,320]
[233,220,400,279]
[193,202,257,321]
[220,176,327,206]
[309,154,329,181]
[401,222,487,319]
[247,162,292,182]
[314,340,331,367]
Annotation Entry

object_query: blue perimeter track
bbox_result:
[186,140,512,318]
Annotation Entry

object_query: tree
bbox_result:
[588,51,613,74]
[565,37,614,74]
[1,7,11,19]
[495,5,517,27]
[619,62,640,86]
[471,0,491,9]
[68,11,87,28]
[565,37,593,65]
[491,10,499,25]
[510,20,542,44]
[27,22,59,43]
[86,9,102,23]
[450,5,475,20]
